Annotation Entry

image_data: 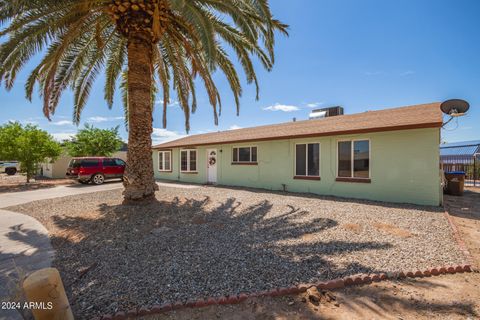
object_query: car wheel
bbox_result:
[92,173,105,185]
[5,168,16,175]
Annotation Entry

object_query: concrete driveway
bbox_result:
[0,209,54,320]
[0,180,199,209]
[0,181,124,319]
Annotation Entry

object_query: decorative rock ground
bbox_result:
[7,185,467,319]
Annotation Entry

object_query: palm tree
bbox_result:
[0,0,287,202]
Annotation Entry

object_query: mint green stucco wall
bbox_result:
[153,128,441,206]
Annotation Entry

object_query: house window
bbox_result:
[158,150,171,172]
[295,143,320,177]
[232,146,257,163]
[181,149,197,172]
[338,140,370,178]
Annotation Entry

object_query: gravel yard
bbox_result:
[6,185,466,319]
[0,173,74,193]
[0,172,26,185]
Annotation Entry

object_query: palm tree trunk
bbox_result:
[123,32,158,202]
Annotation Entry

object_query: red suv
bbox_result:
[66,157,126,185]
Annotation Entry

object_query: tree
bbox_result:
[0,122,62,182]
[65,124,123,157]
[0,0,287,202]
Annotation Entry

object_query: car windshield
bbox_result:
[68,159,82,168]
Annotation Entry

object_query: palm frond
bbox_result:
[0,0,287,131]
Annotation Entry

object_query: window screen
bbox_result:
[295,144,307,176]
[295,143,319,176]
[251,147,257,162]
[181,151,188,171]
[189,150,196,171]
[338,140,370,178]
[181,150,196,172]
[159,151,171,171]
[353,140,369,178]
[338,141,352,177]
[232,147,257,163]
[164,152,171,171]
[159,152,163,170]
[307,144,319,176]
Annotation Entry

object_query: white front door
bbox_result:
[207,149,217,184]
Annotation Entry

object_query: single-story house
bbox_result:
[152,103,443,206]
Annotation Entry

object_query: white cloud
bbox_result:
[52,132,75,141]
[8,118,39,125]
[51,120,73,126]
[400,70,415,76]
[364,71,384,76]
[87,116,124,123]
[195,130,213,134]
[263,103,300,112]
[228,125,242,130]
[306,102,323,108]
[155,99,179,107]
[152,128,186,144]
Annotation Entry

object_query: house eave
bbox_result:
[152,121,442,150]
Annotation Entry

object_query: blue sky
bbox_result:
[0,0,479,144]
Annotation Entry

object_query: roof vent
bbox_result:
[309,106,344,119]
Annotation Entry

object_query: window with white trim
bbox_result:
[295,143,320,176]
[338,140,370,178]
[181,149,197,172]
[158,150,171,172]
[232,146,257,163]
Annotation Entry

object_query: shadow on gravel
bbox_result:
[46,196,397,318]
[207,184,445,214]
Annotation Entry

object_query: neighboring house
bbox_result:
[152,103,443,206]
[40,155,72,179]
[40,144,128,179]
[440,140,480,186]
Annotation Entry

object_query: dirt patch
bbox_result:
[140,273,480,320]
[300,233,316,241]
[343,223,362,233]
[445,188,480,266]
[0,173,75,194]
[373,222,413,238]
[191,216,207,225]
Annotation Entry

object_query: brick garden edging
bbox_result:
[95,208,475,320]
[94,263,473,320]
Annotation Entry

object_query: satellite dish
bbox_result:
[440,99,469,117]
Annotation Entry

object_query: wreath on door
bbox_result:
[209,157,216,166]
